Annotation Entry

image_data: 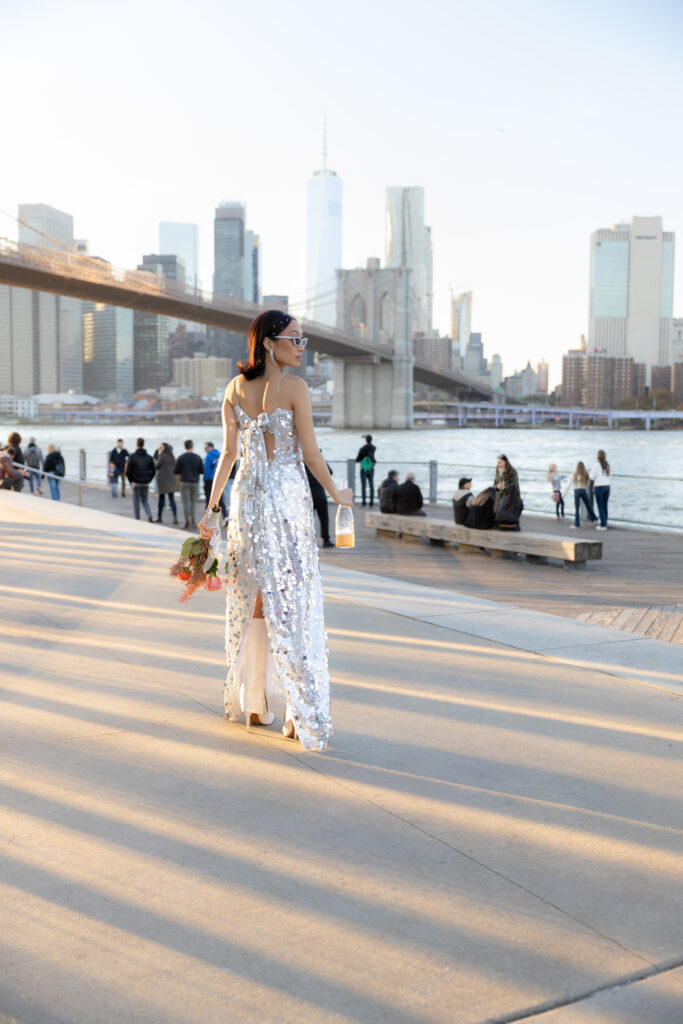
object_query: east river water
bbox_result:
[2,421,681,531]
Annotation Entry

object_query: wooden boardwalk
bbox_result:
[575,604,683,644]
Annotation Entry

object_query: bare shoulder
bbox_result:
[282,374,309,402]
[224,375,242,405]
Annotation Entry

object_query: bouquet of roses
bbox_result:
[169,525,223,603]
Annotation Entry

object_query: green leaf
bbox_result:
[180,538,195,557]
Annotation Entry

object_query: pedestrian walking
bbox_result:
[154,443,178,524]
[355,434,376,507]
[197,309,352,750]
[174,439,204,530]
[24,438,43,494]
[109,439,129,497]
[546,463,567,518]
[589,449,611,530]
[395,472,426,516]
[203,441,227,521]
[43,445,65,500]
[452,476,474,524]
[378,469,399,513]
[305,452,334,548]
[126,437,155,521]
[568,461,598,529]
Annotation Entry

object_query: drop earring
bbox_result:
[269,348,276,365]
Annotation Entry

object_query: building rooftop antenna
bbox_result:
[322,109,328,173]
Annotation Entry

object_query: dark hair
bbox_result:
[205,441,215,448]
[8,432,21,447]
[184,439,193,450]
[497,454,513,474]
[6,446,16,458]
[365,434,373,442]
[597,449,610,475]
[136,437,145,448]
[238,309,293,380]
[117,438,123,444]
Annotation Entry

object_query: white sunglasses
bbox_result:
[273,335,308,349]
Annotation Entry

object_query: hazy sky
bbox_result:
[2,0,682,385]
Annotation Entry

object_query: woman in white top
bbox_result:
[589,449,610,530]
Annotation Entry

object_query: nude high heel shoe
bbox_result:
[239,620,275,728]
[282,708,297,739]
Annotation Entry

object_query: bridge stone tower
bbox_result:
[332,259,413,429]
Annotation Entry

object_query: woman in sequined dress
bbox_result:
[198,311,352,752]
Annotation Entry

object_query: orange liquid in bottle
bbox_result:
[335,531,355,548]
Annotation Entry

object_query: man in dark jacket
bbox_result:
[378,470,399,513]
[305,453,334,548]
[126,437,156,521]
[395,473,426,516]
[452,477,473,524]
[355,434,376,507]
[174,439,204,530]
[109,439,129,497]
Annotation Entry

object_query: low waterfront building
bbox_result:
[172,354,232,398]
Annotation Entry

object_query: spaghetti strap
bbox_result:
[263,373,285,413]
[273,373,285,410]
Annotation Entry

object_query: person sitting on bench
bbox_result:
[395,473,426,516]
[453,476,473,524]
[378,469,399,513]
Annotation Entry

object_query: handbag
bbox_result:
[552,491,560,503]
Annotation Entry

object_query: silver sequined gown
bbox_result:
[224,404,332,751]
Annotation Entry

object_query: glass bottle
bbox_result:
[335,479,355,548]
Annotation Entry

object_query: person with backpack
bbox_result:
[24,438,44,494]
[355,434,376,507]
[43,445,65,500]
[125,437,156,521]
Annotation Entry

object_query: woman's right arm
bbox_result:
[198,386,240,536]
[291,378,352,505]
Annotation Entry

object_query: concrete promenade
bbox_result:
[1,489,682,1023]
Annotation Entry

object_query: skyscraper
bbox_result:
[385,186,433,335]
[243,230,261,304]
[83,304,133,399]
[214,203,246,299]
[306,126,342,327]
[588,216,674,383]
[159,222,199,290]
[450,291,472,366]
[133,255,183,392]
[0,204,82,395]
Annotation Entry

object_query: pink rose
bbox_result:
[204,576,222,591]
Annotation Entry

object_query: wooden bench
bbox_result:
[365,511,602,569]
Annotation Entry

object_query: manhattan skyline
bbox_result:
[2,0,683,387]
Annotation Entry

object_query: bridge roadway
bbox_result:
[0,241,491,401]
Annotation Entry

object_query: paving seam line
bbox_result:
[477,953,683,1024]
[325,591,683,698]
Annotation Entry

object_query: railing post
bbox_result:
[346,458,356,500]
[79,448,87,480]
[429,460,438,504]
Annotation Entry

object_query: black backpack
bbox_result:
[26,448,40,469]
[53,454,65,477]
